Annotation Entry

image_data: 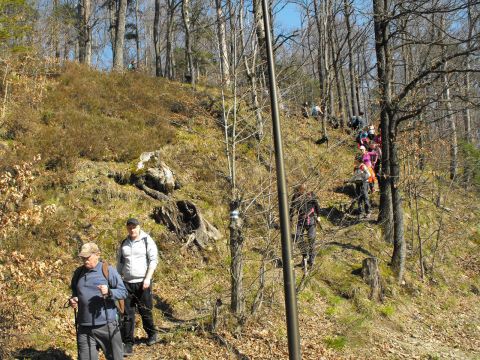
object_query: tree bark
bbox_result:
[181,0,194,85]
[113,0,127,71]
[389,131,406,282]
[153,0,163,76]
[239,2,263,140]
[77,0,91,64]
[215,0,230,87]
[108,0,117,60]
[361,257,383,301]
[135,0,140,67]
[373,0,393,244]
[165,0,178,79]
[344,0,358,117]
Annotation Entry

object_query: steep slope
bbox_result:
[0,64,478,359]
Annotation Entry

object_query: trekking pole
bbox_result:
[103,296,113,355]
[64,298,79,356]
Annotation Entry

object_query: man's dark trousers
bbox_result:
[122,282,156,345]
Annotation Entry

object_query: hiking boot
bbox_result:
[123,343,133,357]
[146,333,158,346]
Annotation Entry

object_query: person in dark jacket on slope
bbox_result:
[289,184,322,269]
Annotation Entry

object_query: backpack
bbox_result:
[72,261,125,315]
[353,165,370,183]
[311,106,320,117]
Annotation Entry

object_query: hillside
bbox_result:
[0,64,479,360]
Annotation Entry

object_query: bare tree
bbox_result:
[153,0,163,76]
[181,0,194,85]
[113,0,127,70]
[77,0,92,64]
[215,0,230,87]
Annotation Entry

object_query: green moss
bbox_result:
[324,335,347,350]
[379,303,395,318]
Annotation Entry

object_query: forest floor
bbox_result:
[1,64,479,360]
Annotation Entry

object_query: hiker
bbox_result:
[301,102,310,118]
[356,130,369,147]
[346,156,371,218]
[369,141,382,179]
[127,61,136,71]
[117,218,159,356]
[70,242,127,360]
[311,104,322,118]
[289,184,322,269]
[367,125,376,141]
[349,111,367,132]
[359,145,377,192]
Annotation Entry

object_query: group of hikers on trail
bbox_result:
[69,218,158,359]
[346,112,382,219]
[288,108,384,272]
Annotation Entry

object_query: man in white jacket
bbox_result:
[117,218,159,356]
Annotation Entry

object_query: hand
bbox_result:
[143,279,151,290]
[69,297,78,309]
[97,284,109,297]
[316,217,321,223]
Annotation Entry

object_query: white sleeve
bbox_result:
[143,236,158,283]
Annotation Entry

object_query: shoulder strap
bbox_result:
[102,261,109,279]
[101,261,125,314]
[72,266,86,293]
[143,237,149,265]
[119,238,128,264]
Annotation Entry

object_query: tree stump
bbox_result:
[111,151,180,199]
[361,257,383,301]
[152,200,221,251]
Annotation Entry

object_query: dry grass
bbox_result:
[0,63,478,359]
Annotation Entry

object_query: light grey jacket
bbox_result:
[117,230,158,283]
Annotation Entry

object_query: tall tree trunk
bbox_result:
[182,0,194,85]
[333,20,351,121]
[252,0,267,78]
[373,0,393,244]
[52,0,60,59]
[113,0,127,71]
[313,0,327,111]
[443,69,457,180]
[389,127,406,282]
[239,2,263,140]
[153,0,163,76]
[330,32,346,128]
[439,16,458,180]
[165,0,177,79]
[462,1,474,183]
[77,0,91,64]
[215,0,230,87]
[108,0,117,60]
[344,0,358,117]
[135,0,140,67]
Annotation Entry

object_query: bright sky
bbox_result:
[276,2,303,32]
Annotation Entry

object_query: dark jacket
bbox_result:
[290,191,321,227]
